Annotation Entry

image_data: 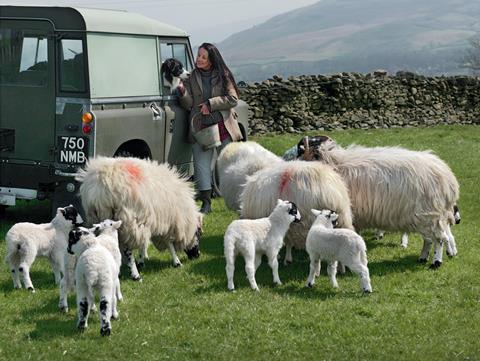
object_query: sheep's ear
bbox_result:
[113,220,122,229]
[277,199,283,205]
[311,209,321,216]
[299,145,305,151]
[57,207,65,215]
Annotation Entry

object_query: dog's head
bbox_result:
[57,205,84,227]
[161,58,189,91]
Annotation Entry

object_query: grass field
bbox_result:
[0,125,479,361]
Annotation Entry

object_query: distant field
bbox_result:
[0,125,478,361]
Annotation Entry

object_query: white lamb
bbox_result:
[224,199,301,291]
[217,141,283,212]
[5,205,83,292]
[59,219,123,312]
[301,136,460,268]
[76,156,203,281]
[240,160,353,265]
[306,209,372,293]
[67,227,119,336]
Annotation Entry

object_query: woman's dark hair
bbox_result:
[198,42,239,95]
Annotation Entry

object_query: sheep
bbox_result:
[217,141,282,212]
[224,199,301,291]
[76,156,202,281]
[300,135,460,268]
[59,219,123,312]
[5,205,83,292]
[67,227,118,336]
[240,160,353,265]
[305,209,372,293]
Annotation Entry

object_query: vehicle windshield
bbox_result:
[0,29,48,86]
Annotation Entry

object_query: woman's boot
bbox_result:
[199,190,212,214]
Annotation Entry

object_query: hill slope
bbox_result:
[219,0,480,81]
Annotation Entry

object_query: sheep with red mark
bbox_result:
[240,160,353,265]
[76,157,202,281]
[217,141,282,212]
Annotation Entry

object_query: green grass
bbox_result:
[1,125,479,361]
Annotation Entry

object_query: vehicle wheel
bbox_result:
[114,149,135,158]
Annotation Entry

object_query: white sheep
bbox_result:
[224,199,301,291]
[300,136,460,268]
[59,219,123,312]
[76,156,202,281]
[240,160,353,265]
[5,205,83,292]
[67,227,118,336]
[217,141,282,212]
[306,209,372,293]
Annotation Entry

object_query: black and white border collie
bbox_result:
[160,58,189,93]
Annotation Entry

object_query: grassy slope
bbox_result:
[0,125,479,360]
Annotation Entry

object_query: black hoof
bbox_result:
[429,261,442,269]
[285,260,292,265]
[131,275,142,282]
[100,327,111,337]
[363,289,372,294]
[136,262,145,270]
[27,287,35,292]
[173,263,182,268]
[77,322,86,332]
[418,258,428,264]
[306,283,313,288]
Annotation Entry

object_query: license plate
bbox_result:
[57,136,88,164]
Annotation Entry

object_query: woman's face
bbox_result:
[196,47,212,70]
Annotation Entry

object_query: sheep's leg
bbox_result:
[225,257,236,291]
[445,225,457,257]
[401,233,409,248]
[168,242,182,267]
[7,258,21,289]
[283,245,293,265]
[419,237,432,263]
[99,295,112,336]
[327,261,339,289]
[115,277,123,302]
[348,262,372,293]
[244,250,259,291]
[254,254,262,271]
[430,238,445,269]
[306,255,320,288]
[122,248,142,281]
[267,252,282,286]
[59,277,69,312]
[111,285,119,320]
[337,262,346,274]
[76,282,90,331]
[50,258,62,285]
[19,261,35,292]
[137,243,149,270]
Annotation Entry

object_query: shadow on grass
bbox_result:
[0,270,58,293]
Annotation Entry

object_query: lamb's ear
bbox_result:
[311,209,321,216]
[277,199,284,205]
[57,207,65,215]
[113,220,122,229]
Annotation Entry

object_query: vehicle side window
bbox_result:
[160,42,192,70]
[59,39,86,92]
[0,29,48,86]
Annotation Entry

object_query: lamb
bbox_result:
[305,209,372,293]
[217,141,282,212]
[240,160,353,265]
[300,135,460,268]
[59,219,123,312]
[224,199,301,291]
[5,205,83,292]
[67,227,119,336]
[76,156,202,281]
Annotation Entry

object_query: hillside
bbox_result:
[219,0,480,81]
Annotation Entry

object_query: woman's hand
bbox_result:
[199,103,210,115]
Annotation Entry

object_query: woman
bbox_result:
[178,43,243,214]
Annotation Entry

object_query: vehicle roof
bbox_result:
[0,5,189,37]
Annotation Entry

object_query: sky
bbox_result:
[2,0,319,46]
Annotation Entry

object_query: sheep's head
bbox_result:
[68,226,96,256]
[311,209,339,228]
[57,205,84,227]
[275,199,301,223]
[297,135,337,162]
[91,219,122,236]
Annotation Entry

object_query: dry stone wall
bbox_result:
[239,71,480,135]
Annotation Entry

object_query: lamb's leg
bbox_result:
[115,277,123,302]
[7,257,21,289]
[244,250,259,291]
[76,283,90,331]
[225,256,236,291]
[50,258,62,285]
[314,258,321,277]
[59,277,69,312]
[445,225,457,257]
[430,238,445,269]
[419,236,432,263]
[283,245,293,265]
[348,262,372,293]
[19,261,35,292]
[168,242,182,267]
[254,254,262,271]
[111,285,119,320]
[122,248,142,281]
[401,233,409,248]
[267,252,282,286]
[327,261,339,289]
[306,255,320,288]
[99,295,112,336]
[137,243,149,270]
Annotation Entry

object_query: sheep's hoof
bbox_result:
[173,262,182,268]
[27,287,35,293]
[306,283,313,288]
[228,287,235,292]
[111,312,119,320]
[418,258,428,264]
[100,327,111,337]
[131,275,142,282]
[429,261,442,269]
[77,322,87,332]
[136,262,145,270]
[59,306,69,313]
[363,289,372,294]
[284,260,292,266]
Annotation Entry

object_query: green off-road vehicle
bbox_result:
[0,5,249,216]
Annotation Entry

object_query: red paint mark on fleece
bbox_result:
[279,168,292,195]
[121,161,144,184]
